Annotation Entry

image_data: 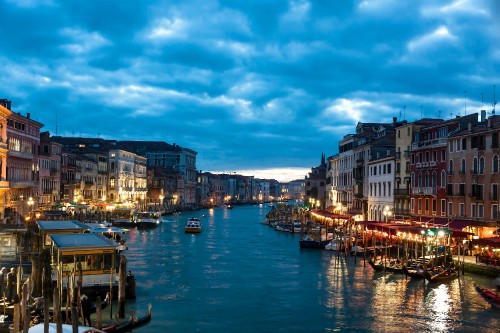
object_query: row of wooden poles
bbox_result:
[7,254,129,333]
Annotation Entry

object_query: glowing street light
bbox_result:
[27,196,34,221]
[383,206,392,222]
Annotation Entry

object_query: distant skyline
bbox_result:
[1,1,499,182]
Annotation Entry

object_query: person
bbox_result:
[81,294,92,326]
[464,241,470,256]
[0,267,6,299]
[6,267,16,302]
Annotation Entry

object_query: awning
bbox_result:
[472,237,500,248]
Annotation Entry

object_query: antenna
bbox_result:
[403,105,406,120]
[482,92,484,109]
[55,109,58,135]
[493,84,497,115]
[464,90,467,116]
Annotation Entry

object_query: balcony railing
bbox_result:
[394,188,409,196]
[412,187,437,195]
[411,137,447,150]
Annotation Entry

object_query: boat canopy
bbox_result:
[38,220,90,234]
[50,233,117,254]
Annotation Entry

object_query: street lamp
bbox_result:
[27,196,34,221]
[383,206,392,222]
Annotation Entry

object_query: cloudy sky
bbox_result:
[1,0,499,182]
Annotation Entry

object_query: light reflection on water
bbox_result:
[117,205,500,333]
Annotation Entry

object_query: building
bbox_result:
[38,132,62,209]
[410,114,477,220]
[0,100,12,221]
[305,154,327,208]
[108,149,147,204]
[6,106,43,220]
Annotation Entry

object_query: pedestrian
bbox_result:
[81,294,92,326]
[464,241,470,256]
[0,267,6,299]
[6,267,16,302]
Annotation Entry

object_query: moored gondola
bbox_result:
[102,304,152,333]
[402,263,425,279]
[368,258,385,272]
[424,266,458,283]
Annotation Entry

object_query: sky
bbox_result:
[1,0,499,182]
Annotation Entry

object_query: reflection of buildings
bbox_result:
[6,109,43,219]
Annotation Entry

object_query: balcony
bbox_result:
[411,137,447,150]
[412,187,436,195]
[9,150,33,160]
[429,161,437,167]
[394,188,409,196]
[9,180,34,188]
[416,163,422,168]
[356,158,364,165]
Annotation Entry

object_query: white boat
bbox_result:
[185,217,202,233]
[134,211,161,228]
[324,239,341,251]
[29,323,105,333]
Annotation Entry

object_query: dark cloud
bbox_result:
[1,0,498,181]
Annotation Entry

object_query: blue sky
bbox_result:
[1,0,499,182]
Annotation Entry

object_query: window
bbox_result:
[471,203,477,218]
[493,155,499,173]
[387,164,391,174]
[473,157,478,174]
[462,137,467,150]
[479,157,485,174]
[448,202,453,216]
[460,203,465,217]
[492,184,498,201]
[441,170,446,188]
[492,204,498,220]
[441,199,446,216]
[478,204,484,218]
[461,159,466,174]
[449,160,454,173]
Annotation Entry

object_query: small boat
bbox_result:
[474,283,500,309]
[134,211,161,228]
[368,258,385,272]
[350,245,364,256]
[385,260,404,274]
[299,235,331,249]
[29,323,105,333]
[402,263,425,279]
[425,266,458,283]
[324,239,341,251]
[185,217,202,233]
[102,304,152,333]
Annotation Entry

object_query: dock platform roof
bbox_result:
[49,233,117,250]
[37,220,90,232]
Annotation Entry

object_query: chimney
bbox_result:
[27,112,30,119]
[481,110,486,122]
[488,117,492,128]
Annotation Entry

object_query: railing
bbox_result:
[416,163,422,168]
[411,137,447,150]
[394,188,409,195]
[430,161,437,167]
[412,187,436,195]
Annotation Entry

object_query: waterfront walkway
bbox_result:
[454,254,500,278]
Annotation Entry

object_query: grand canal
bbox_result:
[118,204,499,332]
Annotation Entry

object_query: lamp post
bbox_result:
[383,206,392,223]
[27,196,34,222]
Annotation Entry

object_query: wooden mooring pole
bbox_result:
[118,255,127,318]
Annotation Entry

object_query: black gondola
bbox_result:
[402,264,425,279]
[102,304,152,333]
[368,258,385,272]
[425,266,458,283]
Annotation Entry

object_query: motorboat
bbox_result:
[134,211,161,228]
[185,217,202,233]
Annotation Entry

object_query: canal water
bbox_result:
[117,204,499,333]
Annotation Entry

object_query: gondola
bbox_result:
[368,258,385,272]
[474,283,500,310]
[32,293,110,321]
[424,266,458,283]
[102,304,152,333]
[402,264,425,279]
[385,260,404,274]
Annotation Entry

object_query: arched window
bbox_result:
[494,155,499,173]
[441,170,446,188]
[461,159,466,174]
[425,171,430,187]
[432,171,437,187]
[449,160,454,173]
[473,157,478,174]
[411,173,415,187]
[110,177,115,188]
[479,157,485,174]
[418,172,423,187]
